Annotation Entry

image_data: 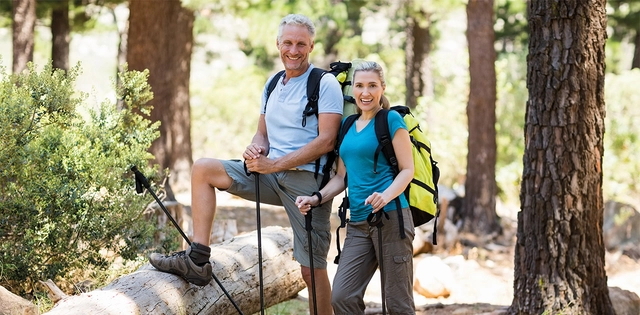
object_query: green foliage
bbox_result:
[495,0,528,55]
[263,297,308,314]
[191,65,266,160]
[0,62,174,295]
[606,1,640,72]
[603,69,640,204]
[495,52,527,204]
[607,1,640,42]
[419,9,469,189]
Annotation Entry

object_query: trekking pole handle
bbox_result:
[367,210,389,228]
[304,210,313,232]
[305,191,322,232]
[130,165,192,246]
[131,165,150,192]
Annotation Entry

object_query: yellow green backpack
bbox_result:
[330,61,441,263]
[337,106,441,242]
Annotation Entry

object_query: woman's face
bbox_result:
[352,70,385,113]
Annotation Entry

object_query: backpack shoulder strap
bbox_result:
[373,109,398,174]
[307,67,326,101]
[264,70,285,113]
[304,67,329,181]
[266,70,285,101]
[333,113,358,265]
[374,108,409,239]
[302,67,327,127]
[336,114,359,155]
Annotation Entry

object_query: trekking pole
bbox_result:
[254,173,265,315]
[305,210,318,315]
[131,166,244,315]
[367,210,389,315]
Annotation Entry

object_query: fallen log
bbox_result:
[44,226,305,315]
[0,285,38,315]
[39,279,69,302]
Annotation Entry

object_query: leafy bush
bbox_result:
[0,62,175,295]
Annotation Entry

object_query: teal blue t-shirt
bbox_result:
[339,110,409,222]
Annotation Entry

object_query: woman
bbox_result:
[296,61,416,314]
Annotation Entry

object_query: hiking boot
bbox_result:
[149,246,212,286]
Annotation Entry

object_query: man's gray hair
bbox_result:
[277,14,315,42]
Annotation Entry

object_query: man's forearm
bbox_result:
[250,133,270,156]
[273,135,334,171]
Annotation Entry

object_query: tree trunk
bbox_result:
[462,0,500,236]
[105,4,129,110]
[51,0,70,72]
[12,0,36,74]
[632,30,640,70]
[345,0,365,37]
[405,5,432,109]
[114,8,128,82]
[127,0,194,196]
[511,1,614,314]
[44,227,305,315]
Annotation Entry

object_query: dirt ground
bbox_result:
[207,192,640,315]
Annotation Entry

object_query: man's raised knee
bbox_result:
[192,158,231,188]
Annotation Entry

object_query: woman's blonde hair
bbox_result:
[352,61,390,111]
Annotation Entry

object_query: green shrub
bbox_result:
[0,62,176,296]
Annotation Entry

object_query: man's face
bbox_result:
[277,24,314,72]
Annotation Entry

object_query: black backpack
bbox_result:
[265,65,340,188]
[266,67,326,128]
[266,61,362,119]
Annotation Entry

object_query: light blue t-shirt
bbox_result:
[262,65,343,172]
[339,110,409,222]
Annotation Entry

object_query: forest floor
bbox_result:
[207,192,640,315]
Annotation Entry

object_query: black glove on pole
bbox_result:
[131,166,244,315]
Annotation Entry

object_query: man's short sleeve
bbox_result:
[317,74,344,115]
[261,73,279,114]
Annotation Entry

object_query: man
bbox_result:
[149,14,343,315]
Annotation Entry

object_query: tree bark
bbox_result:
[44,226,305,315]
[127,0,194,196]
[51,0,70,72]
[462,0,500,236]
[12,0,36,74]
[511,1,613,314]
